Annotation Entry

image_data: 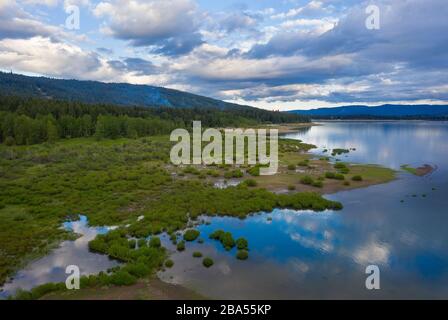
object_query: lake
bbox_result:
[0,215,120,298]
[2,121,447,299]
[159,121,448,299]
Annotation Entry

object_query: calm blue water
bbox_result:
[159,121,448,299]
[0,215,119,298]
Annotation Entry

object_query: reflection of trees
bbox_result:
[295,126,311,134]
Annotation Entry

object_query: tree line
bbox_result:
[0,95,309,145]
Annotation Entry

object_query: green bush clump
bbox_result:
[297,159,309,167]
[236,237,249,250]
[248,166,260,176]
[334,162,347,169]
[243,179,257,187]
[128,239,136,249]
[300,175,314,185]
[137,238,147,248]
[149,236,161,248]
[287,164,296,170]
[165,259,174,268]
[209,229,224,240]
[209,230,235,250]
[312,181,323,188]
[339,167,350,174]
[352,175,363,181]
[332,148,349,156]
[109,270,137,286]
[13,282,65,300]
[224,169,244,179]
[288,185,296,191]
[4,136,15,146]
[220,232,235,250]
[192,251,203,258]
[183,229,200,241]
[325,172,345,180]
[177,240,186,251]
[203,257,214,268]
[236,250,249,260]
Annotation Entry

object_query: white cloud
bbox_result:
[0,36,105,79]
[353,241,390,265]
[93,0,202,50]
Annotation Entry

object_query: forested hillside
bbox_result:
[289,104,448,119]
[0,72,256,111]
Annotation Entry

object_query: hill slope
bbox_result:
[0,72,246,110]
[289,105,448,119]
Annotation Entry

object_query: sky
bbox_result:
[1,0,448,110]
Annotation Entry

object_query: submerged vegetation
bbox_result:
[202,257,214,268]
[183,229,200,242]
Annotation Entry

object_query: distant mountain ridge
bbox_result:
[289,104,448,119]
[0,71,248,110]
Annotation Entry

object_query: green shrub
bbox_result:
[149,236,161,248]
[165,259,174,268]
[325,172,344,180]
[244,179,257,187]
[325,172,335,179]
[236,250,249,260]
[209,230,225,240]
[220,232,235,250]
[128,239,137,249]
[137,238,147,248]
[192,251,203,258]
[125,263,151,277]
[4,136,15,146]
[334,162,347,169]
[203,257,214,268]
[176,240,185,251]
[312,181,323,188]
[209,229,235,250]
[332,148,349,156]
[288,185,296,191]
[300,175,314,185]
[236,237,248,250]
[109,270,137,286]
[352,175,363,181]
[287,164,296,170]
[297,159,309,166]
[248,166,260,176]
[183,229,200,241]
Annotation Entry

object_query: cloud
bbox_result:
[0,0,60,40]
[93,0,204,56]
[272,0,332,19]
[353,240,390,265]
[3,0,448,109]
[218,11,261,33]
[108,57,158,76]
[0,36,106,79]
[21,0,59,6]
